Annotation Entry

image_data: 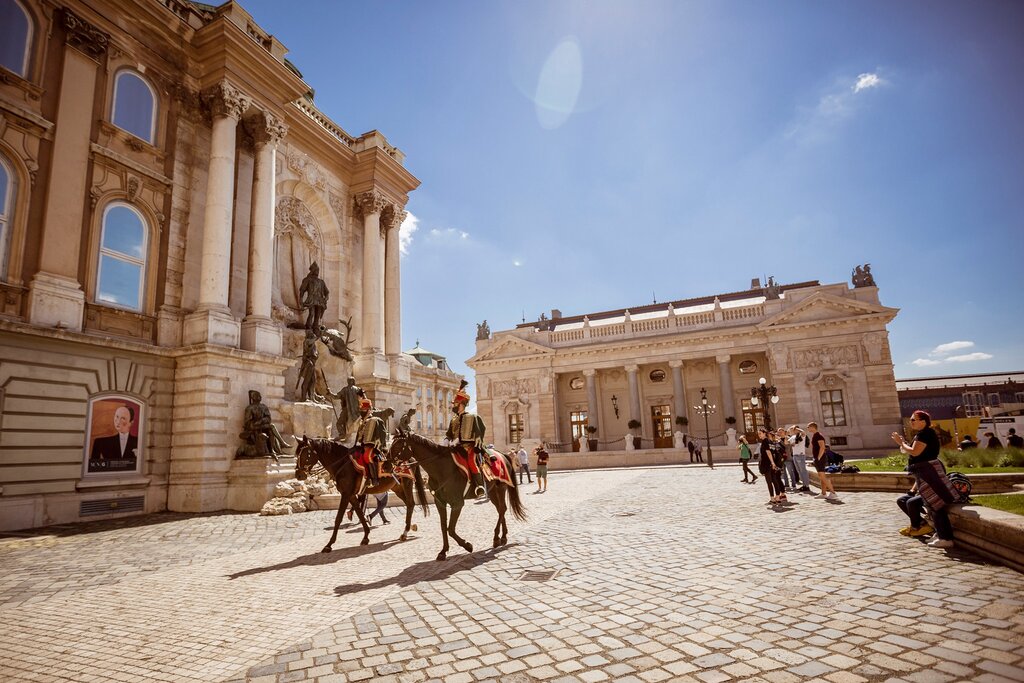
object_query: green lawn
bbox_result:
[855,461,1024,474]
[971,494,1024,516]
[854,448,1024,473]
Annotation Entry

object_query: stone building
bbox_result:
[468,277,902,454]
[406,343,462,442]
[0,0,426,529]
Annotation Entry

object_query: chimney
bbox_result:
[751,278,761,289]
[551,309,562,319]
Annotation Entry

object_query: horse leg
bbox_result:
[447,500,473,554]
[396,479,415,541]
[353,493,372,546]
[323,484,352,553]
[435,500,450,561]
[489,486,502,548]
[500,487,509,546]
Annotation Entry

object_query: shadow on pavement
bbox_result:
[227,539,406,580]
[333,543,518,597]
[0,510,258,541]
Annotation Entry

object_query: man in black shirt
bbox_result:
[1008,428,1024,450]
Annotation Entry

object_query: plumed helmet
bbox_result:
[357,388,372,412]
[453,379,471,405]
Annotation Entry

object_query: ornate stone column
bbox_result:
[717,354,736,421]
[383,206,406,356]
[241,111,286,354]
[669,360,687,426]
[27,10,108,331]
[583,368,599,439]
[626,364,642,426]
[354,191,387,354]
[183,81,250,347]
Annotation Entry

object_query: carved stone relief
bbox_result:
[862,332,885,364]
[328,192,346,225]
[273,196,323,313]
[62,9,109,61]
[768,345,790,372]
[285,151,326,191]
[792,345,860,369]
[492,378,538,398]
[203,81,250,121]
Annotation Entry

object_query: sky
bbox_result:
[241,0,1024,395]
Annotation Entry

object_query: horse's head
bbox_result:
[389,434,414,464]
[294,435,317,480]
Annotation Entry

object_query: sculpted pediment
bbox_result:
[759,293,897,329]
[469,336,554,363]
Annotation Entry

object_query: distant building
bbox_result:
[468,277,902,453]
[406,342,463,442]
[895,372,1024,446]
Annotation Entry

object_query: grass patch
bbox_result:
[972,494,1024,516]
[856,448,1024,473]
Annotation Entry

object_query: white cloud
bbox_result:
[912,358,942,367]
[946,352,993,363]
[398,212,418,256]
[853,73,882,93]
[931,340,974,355]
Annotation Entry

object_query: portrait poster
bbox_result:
[84,397,143,475]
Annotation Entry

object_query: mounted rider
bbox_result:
[446,380,488,497]
[354,391,388,487]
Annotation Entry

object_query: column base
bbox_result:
[26,272,85,332]
[353,351,391,382]
[183,307,240,347]
[240,316,282,355]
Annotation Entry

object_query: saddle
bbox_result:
[450,447,514,488]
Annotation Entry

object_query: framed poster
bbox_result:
[83,396,144,476]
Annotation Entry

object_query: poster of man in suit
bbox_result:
[86,398,142,474]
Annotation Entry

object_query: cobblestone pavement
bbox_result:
[2,465,1023,683]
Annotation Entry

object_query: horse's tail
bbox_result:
[413,462,430,517]
[503,454,528,521]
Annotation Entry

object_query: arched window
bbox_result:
[0,0,32,78]
[97,203,148,312]
[427,411,434,431]
[0,155,14,280]
[112,71,156,143]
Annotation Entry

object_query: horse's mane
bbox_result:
[402,432,449,454]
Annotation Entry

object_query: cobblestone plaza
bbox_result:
[2,466,1022,683]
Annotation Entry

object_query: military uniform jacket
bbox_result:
[356,415,388,451]
[446,412,486,448]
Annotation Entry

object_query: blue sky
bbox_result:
[242,0,1024,390]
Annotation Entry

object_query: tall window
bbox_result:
[963,392,985,417]
[112,71,156,143]
[97,204,147,311]
[820,389,847,427]
[569,410,588,441]
[0,155,13,280]
[741,399,763,439]
[0,0,32,78]
[987,393,1001,408]
[508,413,524,445]
[427,411,433,431]
[651,404,672,439]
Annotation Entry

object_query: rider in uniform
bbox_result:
[354,391,388,487]
[446,380,488,497]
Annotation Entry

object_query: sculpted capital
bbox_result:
[353,190,389,219]
[247,110,288,147]
[62,9,109,61]
[204,81,250,121]
[381,207,407,234]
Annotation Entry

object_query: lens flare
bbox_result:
[534,37,583,129]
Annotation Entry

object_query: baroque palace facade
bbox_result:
[0,0,448,529]
[468,278,902,454]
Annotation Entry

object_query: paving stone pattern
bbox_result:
[1,466,1022,683]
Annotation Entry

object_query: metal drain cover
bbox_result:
[518,569,561,582]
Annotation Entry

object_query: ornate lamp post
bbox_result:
[694,387,716,468]
[610,394,619,419]
[750,377,780,432]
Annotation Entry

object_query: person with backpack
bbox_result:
[891,409,958,549]
[738,435,757,484]
[807,422,839,500]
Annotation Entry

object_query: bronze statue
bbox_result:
[332,375,361,440]
[476,320,490,340]
[237,390,293,460]
[319,317,355,361]
[398,408,417,435]
[852,263,876,288]
[296,329,320,402]
[299,261,329,331]
[764,276,780,300]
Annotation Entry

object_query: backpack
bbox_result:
[840,464,860,473]
[946,471,972,503]
[825,449,844,466]
[824,465,841,473]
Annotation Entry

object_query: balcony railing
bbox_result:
[547,302,766,346]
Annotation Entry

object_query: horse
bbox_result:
[389,434,527,561]
[295,436,428,553]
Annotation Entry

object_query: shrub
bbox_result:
[627,419,642,431]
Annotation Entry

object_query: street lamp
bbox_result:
[750,376,780,432]
[694,387,716,468]
[610,394,619,419]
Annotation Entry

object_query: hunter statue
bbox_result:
[446,379,488,497]
[332,375,362,441]
[299,261,329,331]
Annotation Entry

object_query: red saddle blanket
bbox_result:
[451,448,515,488]
[346,455,412,480]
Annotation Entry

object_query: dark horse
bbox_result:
[390,434,527,561]
[295,436,428,553]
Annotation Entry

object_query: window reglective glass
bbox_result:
[112,71,156,143]
[97,204,147,311]
[0,0,31,78]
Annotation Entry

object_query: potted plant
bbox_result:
[675,416,688,430]
[725,416,737,426]
[585,425,598,451]
[627,419,642,450]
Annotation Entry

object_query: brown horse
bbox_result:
[295,436,428,553]
[389,434,527,561]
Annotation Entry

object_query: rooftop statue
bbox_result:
[476,320,490,340]
[852,263,876,288]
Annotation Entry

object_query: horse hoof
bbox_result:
[493,539,500,549]
[400,534,408,542]
[360,538,369,546]
[436,552,447,561]
[321,546,332,554]
[464,542,474,553]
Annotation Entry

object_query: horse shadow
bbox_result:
[333,543,518,597]
[226,539,403,580]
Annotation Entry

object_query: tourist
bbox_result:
[693,441,704,463]
[687,438,696,463]
[365,492,390,525]
[775,428,793,491]
[738,435,757,484]
[516,444,532,484]
[891,410,957,549]
[807,422,838,500]
[788,425,812,493]
[958,434,978,451]
[984,431,1003,449]
[1008,428,1024,450]
[758,428,785,503]
[534,445,549,493]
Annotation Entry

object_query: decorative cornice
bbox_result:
[203,81,250,121]
[62,9,109,61]
[246,110,287,147]
[353,190,389,219]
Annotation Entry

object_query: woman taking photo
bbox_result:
[891,410,957,548]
